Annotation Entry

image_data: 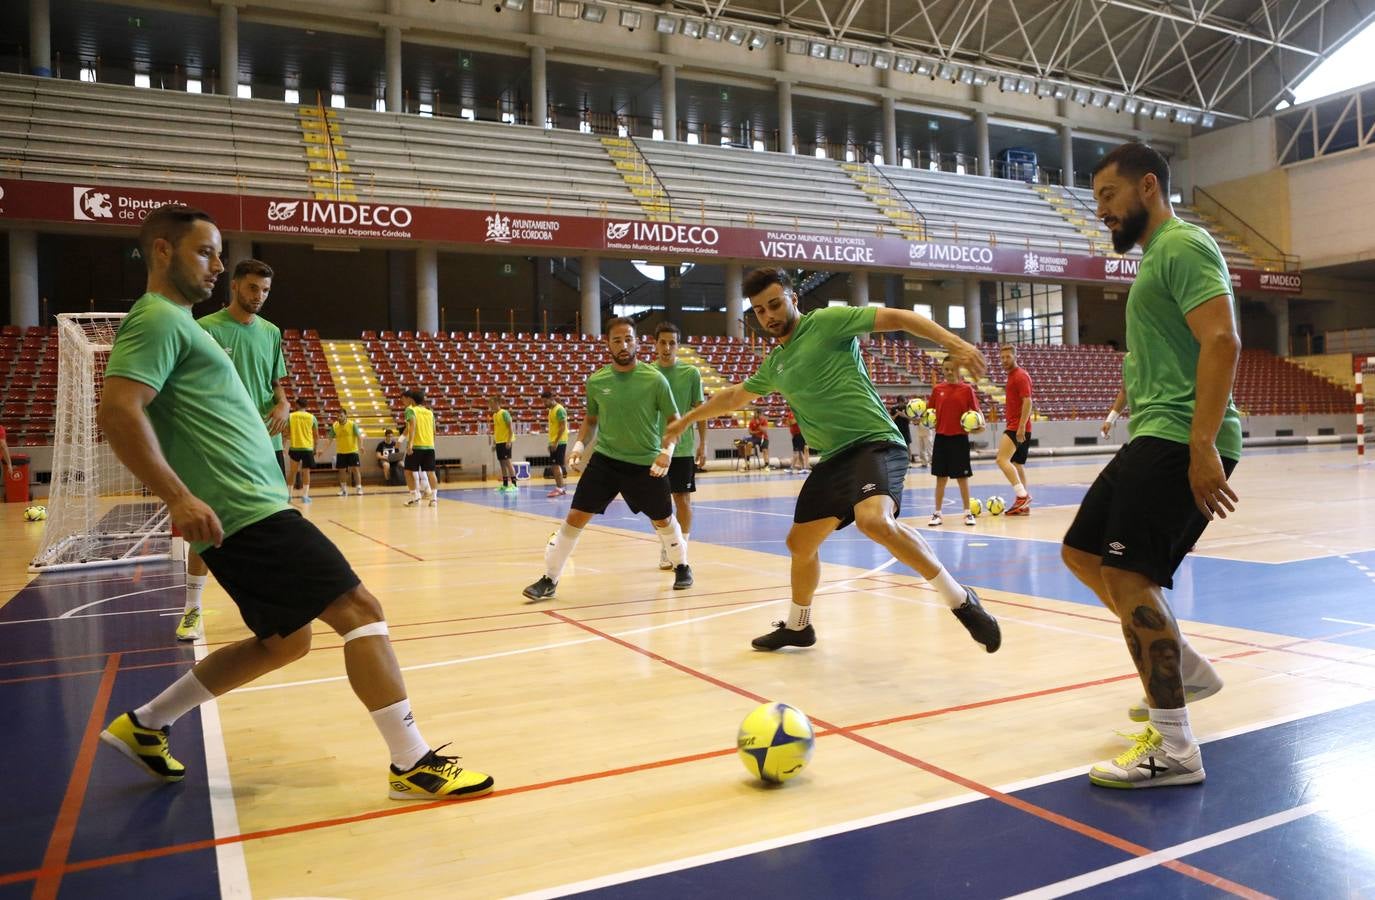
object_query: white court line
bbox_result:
[0,605,183,627]
[694,504,794,518]
[1323,617,1375,629]
[58,586,177,619]
[1005,802,1323,899]
[192,637,251,898]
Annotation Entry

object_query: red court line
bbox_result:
[327,519,425,561]
[542,609,1271,899]
[31,653,121,900]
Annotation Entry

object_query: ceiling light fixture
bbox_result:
[703,22,724,40]
[680,19,702,38]
[618,9,640,29]
[655,14,678,34]
[871,52,891,70]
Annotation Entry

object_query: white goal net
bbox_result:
[29,313,172,572]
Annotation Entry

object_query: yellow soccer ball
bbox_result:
[23,505,47,522]
[905,397,927,419]
[960,410,986,433]
[986,496,1007,515]
[738,702,816,784]
[968,498,983,516]
[920,408,937,429]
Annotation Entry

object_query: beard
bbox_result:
[171,258,215,303]
[1110,202,1150,254]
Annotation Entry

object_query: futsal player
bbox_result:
[176,259,288,641]
[286,397,318,504]
[653,322,707,570]
[995,343,1034,515]
[666,268,1000,653]
[332,409,365,496]
[928,359,981,527]
[543,389,569,497]
[1062,142,1238,788]
[401,389,437,506]
[98,204,491,800]
[490,395,517,492]
[523,317,691,600]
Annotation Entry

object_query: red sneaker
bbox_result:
[1006,494,1032,515]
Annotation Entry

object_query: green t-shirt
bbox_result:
[657,362,704,458]
[586,362,678,465]
[743,306,904,461]
[1124,217,1243,461]
[197,308,287,450]
[105,293,290,553]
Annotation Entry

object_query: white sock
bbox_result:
[184,573,207,614]
[545,522,584,581]
[135,670,216,729]
[417,471,431,493]
[1149,707,1196,755]
[371,698,430,771]
[1013,484,1028,498]
[787,602,812,630]
[408,489,420,501]
[654,519,687,567]
[928,566,968,609]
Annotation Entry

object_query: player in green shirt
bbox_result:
[666,268,999,654]
[1063,142,1241,790]
[97,204,491,801]
[653,322,707,570]
[523,317,692,601]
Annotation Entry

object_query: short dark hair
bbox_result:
[384,428,394,435]
[403,388,426,404]
[655,321,681,340]
[540,389,554,399]
[606,317,635,336]
[138,204,216,263]
[1092,141,1171,196]
[743,267,793,300]
[232,259,273,280]
[293,397,308,408]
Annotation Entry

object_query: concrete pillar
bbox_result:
[975,111,991,177]
[1270,296,1290,356]
[1062,283,1080,346]
[885,274,903,307]
[384,25,402,113]
[724,263,744,339]
[1058,102,1075,187]
[849,271,870,307]
[777,81,794,154]
[964,278,983,344]
[660,64,677,141]
[29,0,51,76]
[881,95,897,166]
[218,3,238,96]
[8,230,40,329]
[580,255,601,336]
[416,245,438,334]
[224,236,254,269]
[530,45,547,128]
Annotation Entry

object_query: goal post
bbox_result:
[29,312,173,572]
[1359,354,1370,459]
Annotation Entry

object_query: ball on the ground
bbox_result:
[920,408,937,429]
[737,702,815,783]
[968,498,983,516]
[23,505,47,522]
[905,397,927,418]
[960,410,986,433]
[986,496,1006,515]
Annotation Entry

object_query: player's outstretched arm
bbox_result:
[871,307,986,379]
[98,376,224,546]
[666,383,760,443]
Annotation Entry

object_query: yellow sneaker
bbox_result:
[174,608,203,642]
[388,744,493,800]
[1089,724,1204,789]
[100,711,186,782]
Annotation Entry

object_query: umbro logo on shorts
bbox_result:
[861,483,877,492]
[1108,541,1126,555]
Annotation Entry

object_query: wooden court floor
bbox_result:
[3,445,1375,898]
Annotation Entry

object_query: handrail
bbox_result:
[868,162,928,240]
[627,134,675,219]
[1192,186,1301,272]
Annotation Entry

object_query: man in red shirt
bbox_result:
[997,344,1034,514]
[929,359,982,527]
[783,407,808,473]
[746,411,770,469]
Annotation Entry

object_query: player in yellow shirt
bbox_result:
[543,390,569,497]
[287,398,319,504]
[401,389,438,507]
[331,410,365,497]
[489,396,518,493]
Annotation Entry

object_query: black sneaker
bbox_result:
[751,621,816,651]
[522,576,557,603]
[673,564,693,590]
[951,587,1001,653]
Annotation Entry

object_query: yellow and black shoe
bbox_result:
[174,607,203,642]
[100,711,186,783]
[388,744,494,801]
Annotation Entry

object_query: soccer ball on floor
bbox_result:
[960,410,987,433]
[737,702,815,783]
[905,397,927,419]
[968,498,983,516]
[24,505,47,522]
[986,496,1007,516]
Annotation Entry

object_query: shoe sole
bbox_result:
[1127,681,1223,722]
[174,632,201,642]
[389,776,495,801]
[673,580,693,590]
[99,730,185,783]
[1088,768,1205,789]
[658,564,674,571]
[522,590,555,603]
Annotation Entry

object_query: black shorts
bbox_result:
[550,444,567,466]
[571,451,672,520]
[495,442,513,461]
[406,448,436,472]
[335,452,360,468]
[199,509,361,640]
[1002,430,1031,465]
[668,455,696,494]
[791,433,805,452]
[795,441,907,529]
[1063,436,1239,590]
[288,448,315,466]
[930,433,972,478]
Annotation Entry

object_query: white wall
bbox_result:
[1187,118,1276,191]
[1287,152,1375,268]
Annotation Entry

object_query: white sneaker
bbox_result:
[1127,678,1223,723]
[424,491,437,507]
[927,514,943,527]
[404,495,420,507]
[964,513,976,526]
[338,486,348,496]
[354,487,364,496]
[1089,725,1204,788]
